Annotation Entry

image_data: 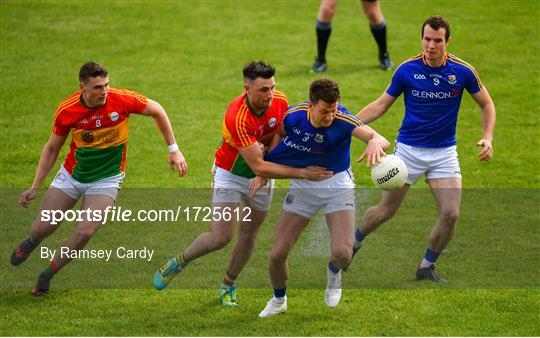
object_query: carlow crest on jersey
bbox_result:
[268,117,277,128]
[109,111,119,122]
[82,131,94,143]
[448,75,457,85]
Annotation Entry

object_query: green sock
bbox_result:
[176,253,188,268]
[41,262,59,279]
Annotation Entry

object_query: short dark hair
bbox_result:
[309,78,340,104]
[79,61,108,83]
[422,16,451,41]
[242,60,275,81]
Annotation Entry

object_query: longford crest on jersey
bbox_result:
[314,133,324,143]
[82,131,94,143]
[448,75,457,85]
[285,193,294,205]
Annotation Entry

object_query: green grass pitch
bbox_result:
[1,1,539,336]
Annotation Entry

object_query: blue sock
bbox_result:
[420,248,441,268]
[273,288,286,298]
[425,248,440,263]
[328,261,341,274]
[355,228,366,242]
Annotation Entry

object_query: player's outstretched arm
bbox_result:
[471,88,496,161]
[353,126,389,167]
[356,92,397,124]
[142,99,188,177]
[19,133,67,208]
[238,143,332,181]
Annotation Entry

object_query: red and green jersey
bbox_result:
[53,88,148,183]
[214,91,288,178]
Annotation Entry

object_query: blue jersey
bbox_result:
[265,102,362,173]
[386,52,483,148]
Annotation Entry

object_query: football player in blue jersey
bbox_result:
[257,78,390,317]
[350,16,496,282]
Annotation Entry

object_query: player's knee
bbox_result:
[75,227,97,241]
[440,208,460,225]
[320,3,336,18]
[209,235,232,250]
[237,231,257,248]
[269,248,288,265]
[366,12,384,25]
[378,204,398,222]
[333,246,352,266]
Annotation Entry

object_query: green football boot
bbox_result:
[153,257,183,290]
[218,283,239,307]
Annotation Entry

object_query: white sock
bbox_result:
[273,296,286,303]
[419,258,434,269]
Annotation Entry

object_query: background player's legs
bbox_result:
[420,178,462,268]
[33,193,114,295]
[312,0,337,73]
[361,0,393,69]
[11,188,78,266]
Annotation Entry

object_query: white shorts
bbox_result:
[50,166,123,201]
[394,142,462,185]
[282,169,356,219]
[212,166,274,211]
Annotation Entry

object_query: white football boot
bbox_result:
[258,296,287,318]
[325,265,342,307]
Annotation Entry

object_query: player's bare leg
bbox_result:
[416,178,461,282]
[269,210,310,289]
[360,0,383,25]
[182,202,238,262]
[153,202,238,291]
[359,184,409,235]
[225,203,268,283]
[325,210,355,307]
[11,188,77,267]
[32,194,114,296]
[427,178,462,251]
[259,210,309,317]
[218,203,268,306]
[345,185,409,270]
[318,0,337,22]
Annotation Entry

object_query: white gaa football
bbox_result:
[371,155,408,191]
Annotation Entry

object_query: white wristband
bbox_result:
[167,143,179,153]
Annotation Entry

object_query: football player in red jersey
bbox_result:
[11,61,187,296]
[153,61,332,306]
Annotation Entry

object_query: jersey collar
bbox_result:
[80,93,105,110]
[421,52,448,67]
[244,94,266,118]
